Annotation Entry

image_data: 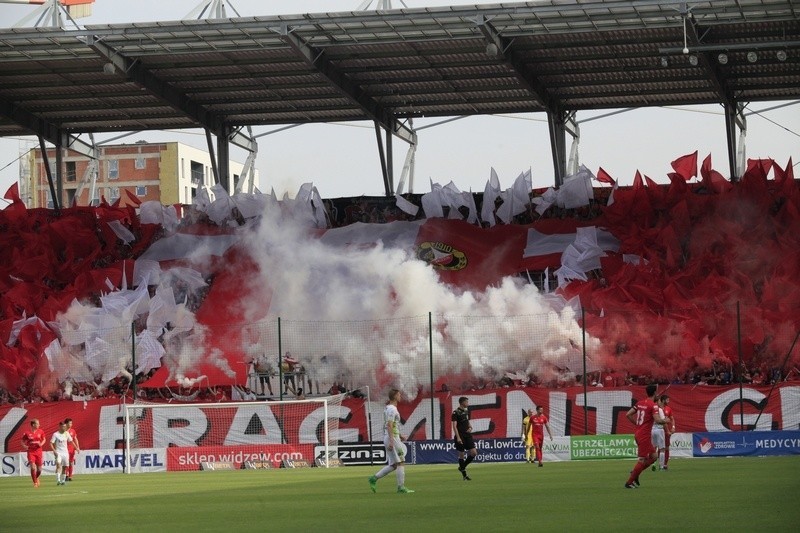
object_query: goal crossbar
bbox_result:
[123,395,346,473]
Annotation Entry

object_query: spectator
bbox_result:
[253,354,274,396]
[282,352,299,395]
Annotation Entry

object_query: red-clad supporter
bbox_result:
[65,418,80,482]
[22,419,46,487]
[625,384,669,489]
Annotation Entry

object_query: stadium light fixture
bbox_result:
[717,53,728,65]
[688,54,698,66]
[660,56,669,68]
[747,51,758,63]
[776,50,787,62]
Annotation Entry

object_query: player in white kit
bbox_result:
[51,420,79,486]
[368,388,415,494]
[650,396,667,471]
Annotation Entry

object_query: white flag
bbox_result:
[481,167,501,226]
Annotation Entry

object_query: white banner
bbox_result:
[80,448,167,474]
[1,453,21,477]
[668,432,694,458]
[542,436,572,462]
[16,448,167,476]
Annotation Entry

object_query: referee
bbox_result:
[452,396,477,480]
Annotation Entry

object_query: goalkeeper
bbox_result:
[521,409,535,463]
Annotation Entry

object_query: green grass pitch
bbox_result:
[1,457,798,532]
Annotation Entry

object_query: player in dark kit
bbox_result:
[452,396,477,481]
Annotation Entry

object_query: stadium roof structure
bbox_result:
[0,0,798,197]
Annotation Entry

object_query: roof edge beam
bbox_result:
[277,24,415,146]
[0,96,95,159]
[88,36,225,136]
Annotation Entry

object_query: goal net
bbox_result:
[123,394,347,473]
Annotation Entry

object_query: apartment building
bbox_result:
[23,141,257,208]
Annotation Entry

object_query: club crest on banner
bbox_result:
[416,242,467,271]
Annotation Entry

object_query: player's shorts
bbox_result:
[651,427,666,449]
[27,450,43,468]
[454,434,475,452]
[635,434,655,458]
[384,436,407,465]
[54,452,69,468]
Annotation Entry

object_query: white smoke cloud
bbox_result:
[45,190,599,397]
[237,205,599,398]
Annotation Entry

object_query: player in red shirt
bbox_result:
[625,384,669,488]
[21,418,46,487]
[65,418,80,482]
[660,394,676,470]
[530,405,554,467]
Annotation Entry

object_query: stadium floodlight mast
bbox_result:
[356,0,409,10]
[185,0,242,20]
[3,0,94,28]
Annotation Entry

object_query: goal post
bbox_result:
[123,394,346,473]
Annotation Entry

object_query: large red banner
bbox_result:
[1,384,797,453]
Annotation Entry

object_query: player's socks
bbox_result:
[663,448,670,467]
[458,458,465,470]
[396,466,405,487]
[375,465,394,479]
[463,455,475,468]
[626,462,645,486]
[30,470,36,483]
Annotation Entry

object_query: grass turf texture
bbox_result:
[1,457,797,532]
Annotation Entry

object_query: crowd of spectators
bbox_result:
[3,181,798,406]
[2,361,797,406]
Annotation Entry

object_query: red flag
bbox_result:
[632,170,644,190]
[780,157,796,196]
[3,182,20,202]
[124,188,142,207]
[670,151,698,181]
[700,154,733,194]
[644,175,666,205]
[596,167,616,185]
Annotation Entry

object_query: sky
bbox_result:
[0,0,798,207]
